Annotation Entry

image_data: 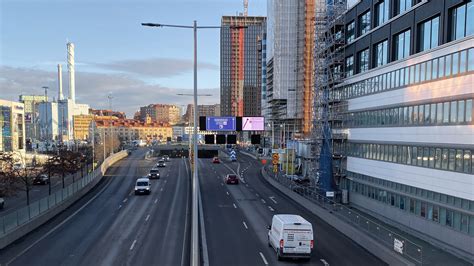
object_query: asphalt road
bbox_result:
[199,152,386,266]
[0,149,191,266]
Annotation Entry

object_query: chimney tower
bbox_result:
[67,42,75,103]
[58,64,64,100]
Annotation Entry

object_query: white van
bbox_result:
[268,214,313,261]
[134,178,151,195]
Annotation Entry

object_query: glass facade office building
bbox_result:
[338,0,474,259]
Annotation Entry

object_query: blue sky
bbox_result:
[0,0,266,116]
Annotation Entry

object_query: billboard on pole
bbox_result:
[206,117,236,131]
[242,117,264,131]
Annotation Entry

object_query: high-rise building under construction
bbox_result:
[220,15,266,117]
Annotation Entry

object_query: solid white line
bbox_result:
[123,198,128,203]
[259,252,269,265]
[268,206,275,212]
[261,199,266,204]
[243,221,248,229]
[226,191,229,196]
[130,239,137,250]
[145,214,150,221]
[269,197,277,204]
[320,259,330,266]
[233,203,237,209]
[5,176,111,266]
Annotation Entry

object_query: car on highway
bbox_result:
[163,155,170,162]
[134,178,151,195]
[156,160,166,167]
[268,214,313,261]
[33,174,50,185]
[224,174,239,184]
[0,198,4,209]
[148,168,160,179]
[212,157,220,164]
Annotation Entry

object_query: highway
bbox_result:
[0,148,191,266]
[199,151,386,266]
[1,147,385,266]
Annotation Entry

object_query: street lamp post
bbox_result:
[142,21,245,266]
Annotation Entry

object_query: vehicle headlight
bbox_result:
[146,187,150,190]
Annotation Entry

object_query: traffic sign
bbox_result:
[273,164,278,173]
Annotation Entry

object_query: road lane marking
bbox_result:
[160,187,164,191]
[245,184,249,187]
[256,193,260,197]
[269,196,277,204]
[145,214,150,221]
[261,199,266,204]
[123,198,128,203]
[233,203,237,208]
[226,191,229,196]
[243,221,248,229]
[320,259,330,266]
[259,252,268,265]
[268,206,275,212]
[154,199,158,204]
[130,240,137,250]
[118,205,122,209]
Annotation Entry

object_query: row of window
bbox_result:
[347,142,474,174]
[344,177,474,236]
[336,47,474,101]
[346,1,474,75]
[340,98,473,128]
[347,0,417,43]
[346,171,473,212]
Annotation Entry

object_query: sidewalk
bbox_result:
[240,150,471,266]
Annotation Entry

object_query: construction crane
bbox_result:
[243,0,248,16]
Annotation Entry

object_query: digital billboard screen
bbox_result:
[242,117,265,131]
[206,117,236,131]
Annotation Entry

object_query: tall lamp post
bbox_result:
[142,21,242,266]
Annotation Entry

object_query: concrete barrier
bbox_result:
[0,151,128,249]
[260,167,415,266]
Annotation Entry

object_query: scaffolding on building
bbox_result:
[311,0,348,193]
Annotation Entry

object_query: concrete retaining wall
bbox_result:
[0,151,128,249]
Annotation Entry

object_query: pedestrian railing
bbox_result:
[264,166,423,265]
[0,151,127,239]
[0,170,97,235]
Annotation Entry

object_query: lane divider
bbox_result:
[145,214,150,222]
[130,239,137,250]
[233,203,237,209]
[259,252,269,265]
[243,221,248,230]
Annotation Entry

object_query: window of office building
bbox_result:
[359,10,371,35]
[358,49,370,73]
[450,1,474,41]
[394,29,411,60]
[375,0,390,27]
[346,56,354,77]
[347,21,355,43]
[418,16,439,52]
[395,0,413,15]
[374,40,388,67]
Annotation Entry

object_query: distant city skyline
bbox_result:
[0,0,266,116]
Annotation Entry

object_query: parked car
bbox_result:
[0,198,4,209]
[268,214,313,261]
[163,155,170,162]
[134,178,151,195]
[33,174,49,185]
[148,168,160,179]
[156,160,166,167]
[224,174,239,184]
[212,157,220,164]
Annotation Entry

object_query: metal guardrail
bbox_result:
[264,166,423,265]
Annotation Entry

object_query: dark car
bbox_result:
[212,157,220,164]
[163,155,170,162]
[33,174,49,185]
[148,168,160,179]
[224,174,239,184]
[157,160,166,167]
